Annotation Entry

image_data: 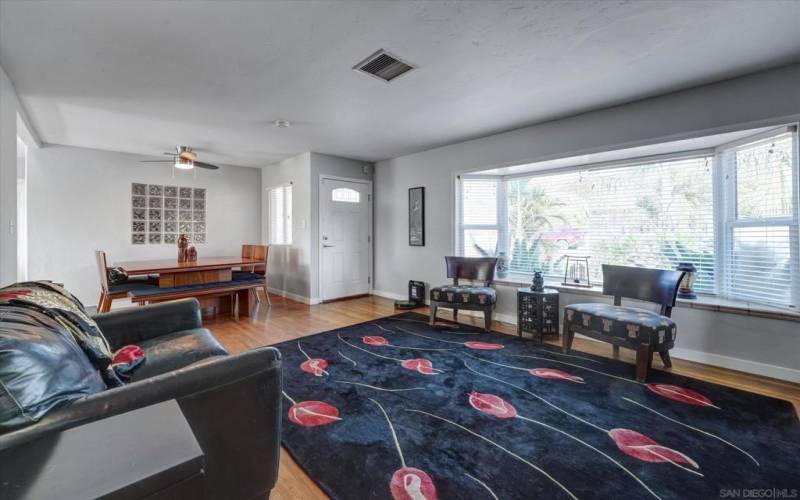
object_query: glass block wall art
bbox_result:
[132,183,206,244]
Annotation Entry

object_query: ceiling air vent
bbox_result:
[354,50,415,83]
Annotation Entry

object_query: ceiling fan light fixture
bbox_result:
[174,158,194,170]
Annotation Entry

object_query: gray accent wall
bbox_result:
[373,64,800,382]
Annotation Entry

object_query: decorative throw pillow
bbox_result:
[107,267,129,286]
[0,306,106,431]
[0,281,119,385]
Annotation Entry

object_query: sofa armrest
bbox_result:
[0,346,283,499]
[92,299,203,349]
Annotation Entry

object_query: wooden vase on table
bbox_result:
[187,246,197,262]
[177,234,189,263]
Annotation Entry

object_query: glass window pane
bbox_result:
[735,134,794,219]
[332,188,360,203]
[505,157,716,292]
[728,225,793,305]
[462,229,497,258]
[462,178,497,225]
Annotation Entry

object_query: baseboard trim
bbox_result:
[669,347,800,384]
[371,290,406,301]
[267,288,321,305]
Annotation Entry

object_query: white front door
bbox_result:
[320,178,371,301]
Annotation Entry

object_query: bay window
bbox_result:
[455,126,799,308]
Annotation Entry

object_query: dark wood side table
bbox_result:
[0,400,205,500]
[517,287,560,342]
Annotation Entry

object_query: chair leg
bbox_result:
[483,308,492,332]
[562,325,575,353]
[659,349,672,368]
[635,344,652,382]
[613,345,620,359]
[263,284,271,306]
[429,304,438,326]
[254,287,262,304]
[452,308,458,322]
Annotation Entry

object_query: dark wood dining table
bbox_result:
[115,256,263,288]
[114,256,265,317]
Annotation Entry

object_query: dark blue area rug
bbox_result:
[275,312,800,500]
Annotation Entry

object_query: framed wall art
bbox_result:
[408,186,425,246]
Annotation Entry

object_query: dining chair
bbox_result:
[94,250,157,313]
[562,264,684,382]
[235,244,271,305]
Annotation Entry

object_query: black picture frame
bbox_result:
[409,186,425,246]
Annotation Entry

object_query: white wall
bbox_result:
[261,153,313,301]
[0,64,20,285]
[27,144,262,305]
[374,63,800,382]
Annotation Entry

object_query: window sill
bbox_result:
[494,277,800,323]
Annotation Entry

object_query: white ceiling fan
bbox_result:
[140,146,220,170]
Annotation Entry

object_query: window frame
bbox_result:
[454,125,800,308]
[266,183,293,246]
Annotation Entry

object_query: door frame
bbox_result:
[318,174,374,302]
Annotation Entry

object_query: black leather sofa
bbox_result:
[0,299,282,499]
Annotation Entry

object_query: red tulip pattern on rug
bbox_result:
[297,341,329,377]
[339,334,444,375]
[363,335,390,346]
[646,383,719,408]
[390,468,438,500]
[529,368,584,383]
[393,326,504,350]
[370,398,438,500]
[283,391,342,428]
[468,390,517,419]
[609,428,700,469]
[401,358,441,375]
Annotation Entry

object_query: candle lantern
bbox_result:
[562,255,591,288]
[676,262,698,299]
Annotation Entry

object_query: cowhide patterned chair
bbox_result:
[430,256,498,331]
[563,264,684,382]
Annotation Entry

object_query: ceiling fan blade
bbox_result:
[139,160,174,163]
[194,161,220,170]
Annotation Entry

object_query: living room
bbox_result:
[0,1,798,499]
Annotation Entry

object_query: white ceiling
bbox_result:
[1,0,799,167]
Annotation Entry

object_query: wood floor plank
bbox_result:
[204,295,800,499]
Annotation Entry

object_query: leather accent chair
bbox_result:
[0,299,282,500]
[563,264,684,382]
[430,256,498,331]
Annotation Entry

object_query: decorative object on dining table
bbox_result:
[132,183,206,245]
[531,270,545,292]
[408,186,425,246]
[187,246,198,262]
[676,262,698,299]
[517,287,559,342]
[177,234,189,262]
[562,255,592,288]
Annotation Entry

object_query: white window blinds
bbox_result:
[502,156,716,291]
[455,125,799,308]
[719,131,798,307]
[268,184,292,245]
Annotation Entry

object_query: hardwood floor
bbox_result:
[204,294,800,500]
